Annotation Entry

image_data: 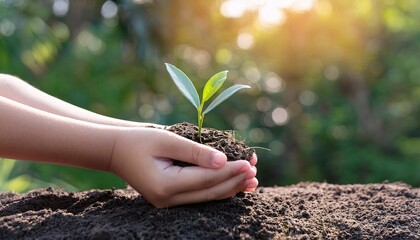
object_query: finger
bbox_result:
[163,172,249,207]
[249,153,258,166]
[141,123,165,129]
[250,166,257,177]
[152,129,227,168]
[164,160,255,194]
[243,177,259,192]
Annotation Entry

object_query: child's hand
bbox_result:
[110,128,258,208]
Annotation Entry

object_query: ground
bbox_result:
[1,124,418,239]
[0,182,418,239]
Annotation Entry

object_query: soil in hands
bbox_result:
[167,122,255,166]
[0,182,418,239]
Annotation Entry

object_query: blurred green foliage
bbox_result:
[0,0,419,192]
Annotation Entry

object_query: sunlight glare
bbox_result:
[270,0,295,9]
[258,6,286,27]
[272,107,289,126]
[101,0,118,19]
[244,67,261,83]
[220,0,316,28]
[249,128,265,143]
[220,0,246,18]
[263,73,283,93]
[53,0,69,17]
[237,32,254,49]
[291,0,316,12]
[234,114,251,130]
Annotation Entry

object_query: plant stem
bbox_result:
[197,102,205,141]
[198,114,204,141]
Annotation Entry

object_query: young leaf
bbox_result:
[165,63,200,109]
[203,84,250,114]
[202,70,228,103]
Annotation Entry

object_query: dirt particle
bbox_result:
[301,211,310,219]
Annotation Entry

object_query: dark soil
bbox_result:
[1,182,419,239]
[167,122,255,166]
[1,123,418,239]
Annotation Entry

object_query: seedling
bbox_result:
[165,63,250,138]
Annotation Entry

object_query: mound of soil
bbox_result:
[1,123,418,238]
[167,122,255,166]
[1,182,418,239]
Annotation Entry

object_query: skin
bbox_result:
[0,74,258,208]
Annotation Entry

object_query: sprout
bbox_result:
[165,63,250,138]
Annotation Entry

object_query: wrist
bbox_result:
[108,127,146,175]
[108,127,128,174]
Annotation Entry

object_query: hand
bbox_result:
[110,127,258,208]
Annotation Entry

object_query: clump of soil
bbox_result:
[1,182,418,239]
[167,122,255,166]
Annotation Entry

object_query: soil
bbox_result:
[1,182,419,239]
[167,122,255,167]
[1,123,418,239]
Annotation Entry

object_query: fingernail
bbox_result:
[244,178,258,189]
[211,152,226,167]
[244,188,256,193]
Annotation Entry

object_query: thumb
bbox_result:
[153,129,227,168]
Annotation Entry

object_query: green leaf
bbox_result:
[202,70,228,103]
[165,63,200,109]
[203,85,250,114]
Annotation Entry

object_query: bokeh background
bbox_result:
[1,0,419,192]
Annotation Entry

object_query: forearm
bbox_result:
[0,96,121,171]
[0,74,161,128]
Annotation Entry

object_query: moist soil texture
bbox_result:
[167,122,255,166]
[1,123,418,239]
[1,182,419,239]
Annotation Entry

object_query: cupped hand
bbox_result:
[110,127,258,208]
